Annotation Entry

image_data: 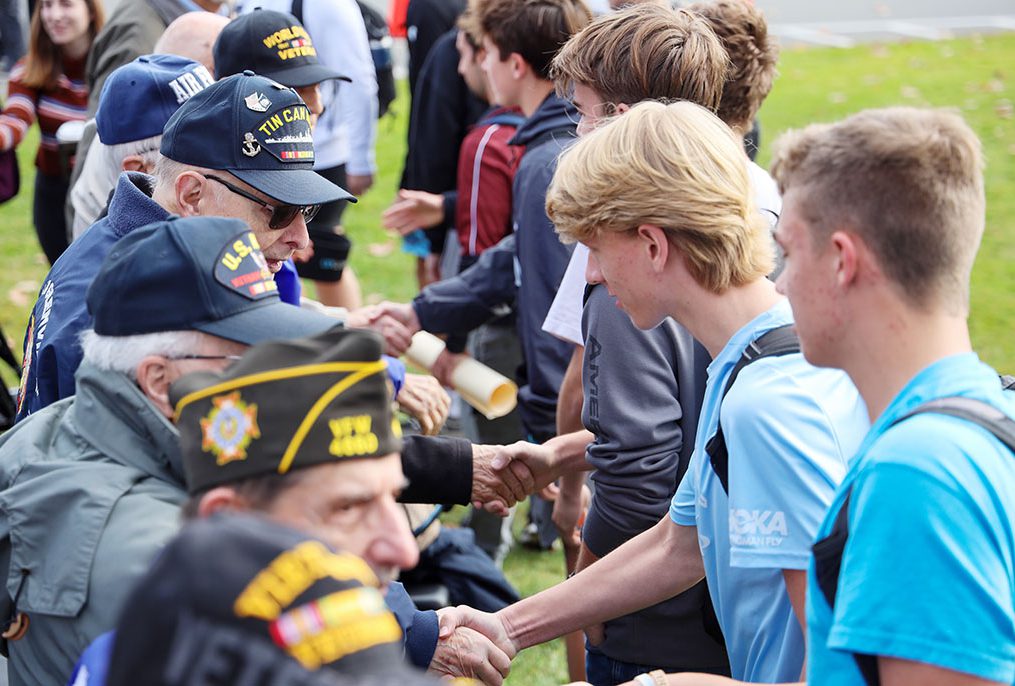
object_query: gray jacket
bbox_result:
[582,284,728,672]
[0,364,184,685]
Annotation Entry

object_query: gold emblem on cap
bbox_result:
[200,391,261,465]
[244,91,272,113]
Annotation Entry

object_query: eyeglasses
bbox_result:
[202,174,321,230]
[165,354,244,362]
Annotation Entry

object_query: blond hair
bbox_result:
[770,107,984,313]
[550,4,727,112]
[688,0,778,133]
[547,100,773,293]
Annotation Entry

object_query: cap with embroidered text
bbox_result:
[214,9,350,88]
[105,514,432,686]
[170,329,403,494]
[160,72,354,206]
[96,54,214,145]
[86,216,339,345]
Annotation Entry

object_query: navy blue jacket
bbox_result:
[412,93,576,439]
[15,172,303,423]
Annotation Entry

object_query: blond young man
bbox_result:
[771,108,1014,686]
[439,101,868,684]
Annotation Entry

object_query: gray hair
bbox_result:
[153,156,214,193]
[80,329,206,379]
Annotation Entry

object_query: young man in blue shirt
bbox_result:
[771,107,1015,685]
[437,101,868,683]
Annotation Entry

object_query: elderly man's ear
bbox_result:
[135,356,175,418]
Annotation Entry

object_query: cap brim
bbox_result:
[262,62,352,89]
[232,167,356,206]
[195,299,340,346]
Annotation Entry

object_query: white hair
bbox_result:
[80,329,206,379]
[70,134,164,238]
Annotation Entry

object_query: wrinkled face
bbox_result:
[480,36,518,109]
[584,229,667,330]
[456,31,488,101]
[262,454,419,591]
[40,0,91,47]
[571,83,613,138]
[774,190,842,367]
[201,173,311,273]
[158,334,248,389]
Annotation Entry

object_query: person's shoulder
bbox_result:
[725,354,866,448]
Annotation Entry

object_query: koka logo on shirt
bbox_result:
[729,509,788,548]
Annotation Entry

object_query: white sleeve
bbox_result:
[541,243,588,346]
[306,0,378,174]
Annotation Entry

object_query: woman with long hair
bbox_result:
[0,0,104,264]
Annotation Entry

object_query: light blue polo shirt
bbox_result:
[807,353,1015,685]
[670,298,868,682]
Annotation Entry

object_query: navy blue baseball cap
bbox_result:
[160,72,355,206]
[96,54,215,145]
[86,216,339,344]
[213,10,350,88]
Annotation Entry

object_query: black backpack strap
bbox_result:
[812,394,1015,686]
[705,324,800,494]
[290,0,303,25]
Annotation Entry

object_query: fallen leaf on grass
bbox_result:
[8,280,40,307]
[996,100,1014,120]
[900,85,921,100]
[367,241,396,257]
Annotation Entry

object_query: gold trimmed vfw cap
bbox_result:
[170,329,402,495]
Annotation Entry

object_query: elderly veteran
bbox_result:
[0,216,527,685]
[169,328,513,683]
[104,514,448,686]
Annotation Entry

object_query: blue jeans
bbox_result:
[585,642,660,686]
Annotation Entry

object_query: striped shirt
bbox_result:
[0,54,88,177]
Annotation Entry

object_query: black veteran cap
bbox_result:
[86,216,339,344]
[160,72,355,206]
[214,9,351,88]
[171,329,402,494]
[105,514,434,686]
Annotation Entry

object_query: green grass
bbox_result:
[0,33,1013,685]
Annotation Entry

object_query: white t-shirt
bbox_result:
[541,161,782,346]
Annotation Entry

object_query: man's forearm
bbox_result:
[499,517,704,650]
[546,429,595,477]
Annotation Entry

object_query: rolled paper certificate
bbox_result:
[405,331,518,420]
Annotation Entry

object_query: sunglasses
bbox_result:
[202,174,321,230]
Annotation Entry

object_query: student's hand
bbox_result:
[437,606,519,659]
[430,348,467,388]
[472,443,528,516]
[382,189,444,234]
[396,374,451,435]
[346,305,415,356]
[553,482,590,549]
[346,173,374,196]
[491,440,560,495]
[428,622,512,685]
[369,301,422,337]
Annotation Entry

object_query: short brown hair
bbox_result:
[688,0,779,133]
[478,0,593,80]
[547,101,774,293]
[457,1,482,49]
[771,107,985,313]
[551,5,727,112]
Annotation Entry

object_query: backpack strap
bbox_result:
[813,394,1015,686]
[290,0,303,25]
[705,324,800,494]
